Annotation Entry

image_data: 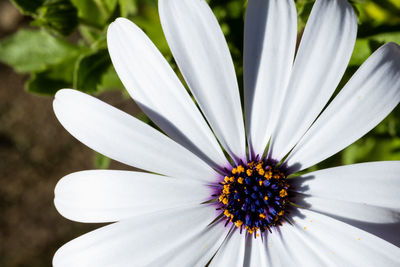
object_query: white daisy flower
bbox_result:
[52,0,400,266]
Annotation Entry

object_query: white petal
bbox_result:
[209,229,245,267]
[107,18,228,169]
[290,209,400,266]
[269,225,331,266]
[244,0,297,157]
[159,0,246,161]
[286,43,400,171]
[269,0,357,161]
[53,205,225,267]
[53,89,218,182]
[55,170,211,223]
[243,236,268,267]
[291,161,400,223]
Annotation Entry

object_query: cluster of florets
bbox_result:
[217,160,290,235]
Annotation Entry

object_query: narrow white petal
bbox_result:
[244,0,297,157]
[291,161,400,223]
[286,43,400,171]
[53,205,224,267]
[263,230,298,266]
[159,0,246,161]
[107,18,228,169]
[271,225,331,266]
[290,209,400,266]
[53,89,218,182]
[209,229,245,267]
[269,0,357,161]
[243,236,268,267]
[55,170,211,223]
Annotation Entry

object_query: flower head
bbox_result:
[53,0,400,266]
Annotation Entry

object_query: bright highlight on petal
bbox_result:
[159,0,246,162]
[54,170,211,223]
[53,89,219,182]
[269,0,357,161]
[107,18,229,169]
[286,43,400,172]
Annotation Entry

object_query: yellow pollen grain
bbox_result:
[259,181,263,186]
[280,189,288,197]
[224,176,230,183]
[229,176,235,182]
[235,220,243,227]
[224,210,230,217]
[259,213,266,219]
[357,238,360,240]
[256,163,263,170]
[264,196,268,200]
[303,226,307,230]
[236,165,245,174]
[278,211,284,216]
[247,161,254,168]
[231,168,237,174]
[238,177,244,184]
[258,169,265,176]
[222,198,228,205]
[265,171,272,180]
[246,169,253,176]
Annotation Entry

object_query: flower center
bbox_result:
[217,160,290,235]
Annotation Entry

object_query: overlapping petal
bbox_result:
[55,170,211,223]
[289,209,400,266]
[107,18,228,169]
[53,205,225,267]
[53,89,218,182]
[291,161,400,223]
[269,0,357,161]
[244,0,297,157]
[159,0,246,161]
[286,43,400,172]
[209,229,246,267]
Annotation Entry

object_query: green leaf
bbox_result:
[118,0,137,17]
[98,66,124,92]
[70,0,105,27]
[32,0,78,36]
[26,52,81,95]
[74,49,111,93]
[10,0,45,15]
[26,71,70,95]
[0,29,82,73]
[94,152,111,169]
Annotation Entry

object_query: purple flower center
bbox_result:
[216,160,290,235]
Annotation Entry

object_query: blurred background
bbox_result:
[0,0,399,266]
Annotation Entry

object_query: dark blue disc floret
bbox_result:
[216,160,290,235]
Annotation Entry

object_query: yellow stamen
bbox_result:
[236,165,245,174]
[279,189,287,197]
[231,168,237,174]
[235,220,243,227]
[246,169,253,176]
[264,196,268,201]
[259,213,266,219]
[237,177,244,184]
[258,169,265,176]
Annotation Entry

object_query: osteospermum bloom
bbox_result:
[52,0,400,266]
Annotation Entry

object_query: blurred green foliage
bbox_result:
[0,0,399,169]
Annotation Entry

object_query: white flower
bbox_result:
[52,0,400,266]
